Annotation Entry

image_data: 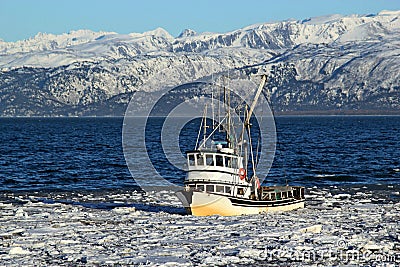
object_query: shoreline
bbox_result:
[0,110,400,118]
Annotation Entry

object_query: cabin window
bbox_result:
[225,186,232,194]
[231,157,238,169]
[197,185,204,191]
[215,155,224,167]
[206,185,214,192]
[271,193,276,200]
[206,154,214,166]
[188,154,195,166]
[196,154,204,166]
[288,191,293,198]
[282,192,287,199]
[225,156,232,168]
[216,185,224,193]
[293,189,300,199]
[237,188,244,195]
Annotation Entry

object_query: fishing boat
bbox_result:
[176,75,305,216]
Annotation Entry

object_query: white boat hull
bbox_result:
[177,190,305,216]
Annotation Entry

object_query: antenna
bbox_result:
[203,104,208,148]
[211,74,215,129]
[218,76,221,132]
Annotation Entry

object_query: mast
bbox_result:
[211,90,215,130]
[203,104,208,148]
[218,78,221,132]
[223,77,233,148]
[211,73,215,130]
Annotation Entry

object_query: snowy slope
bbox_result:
[172,10,400,52]
[1,10,398,69]
[0,10,399,116]
[0,28,174,69]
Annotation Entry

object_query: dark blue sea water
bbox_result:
[0,116,399,192]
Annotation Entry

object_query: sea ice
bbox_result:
[0,187,399,266]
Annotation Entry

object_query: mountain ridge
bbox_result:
[0,10,399,116]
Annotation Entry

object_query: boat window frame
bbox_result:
[215,154,224,167]
[205,154,214,166]
[188,154,196,166]
[225,156,232,168]
[206,184,214,192]
[225,186,232,194]
[197,184,204,191]
[216,185,224,193]
[196,154,204,166]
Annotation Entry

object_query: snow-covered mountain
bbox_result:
[0,10,399,116]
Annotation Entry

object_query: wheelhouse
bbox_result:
[187,151,241,170]
[185,148,251,198]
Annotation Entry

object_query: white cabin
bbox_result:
[185,142,252,199]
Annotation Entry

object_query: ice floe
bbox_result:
[0,186,399,266]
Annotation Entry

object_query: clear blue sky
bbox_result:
[0,0,399,42]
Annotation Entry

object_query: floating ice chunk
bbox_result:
[113,207,136,214]
[15,207,28,218]
[333,193,351,199]
[363,242,383,251]
[97,235,118,244]
[0,202,12,208]
[62,248,76,254]
[308,190,326,195]
[9,247,30,255]
[298,225,322,234]
[203,255,243,265]
[60,239,80,245]
[32,242,46,249]
[355,192,370,197]
[8,228,25,236]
